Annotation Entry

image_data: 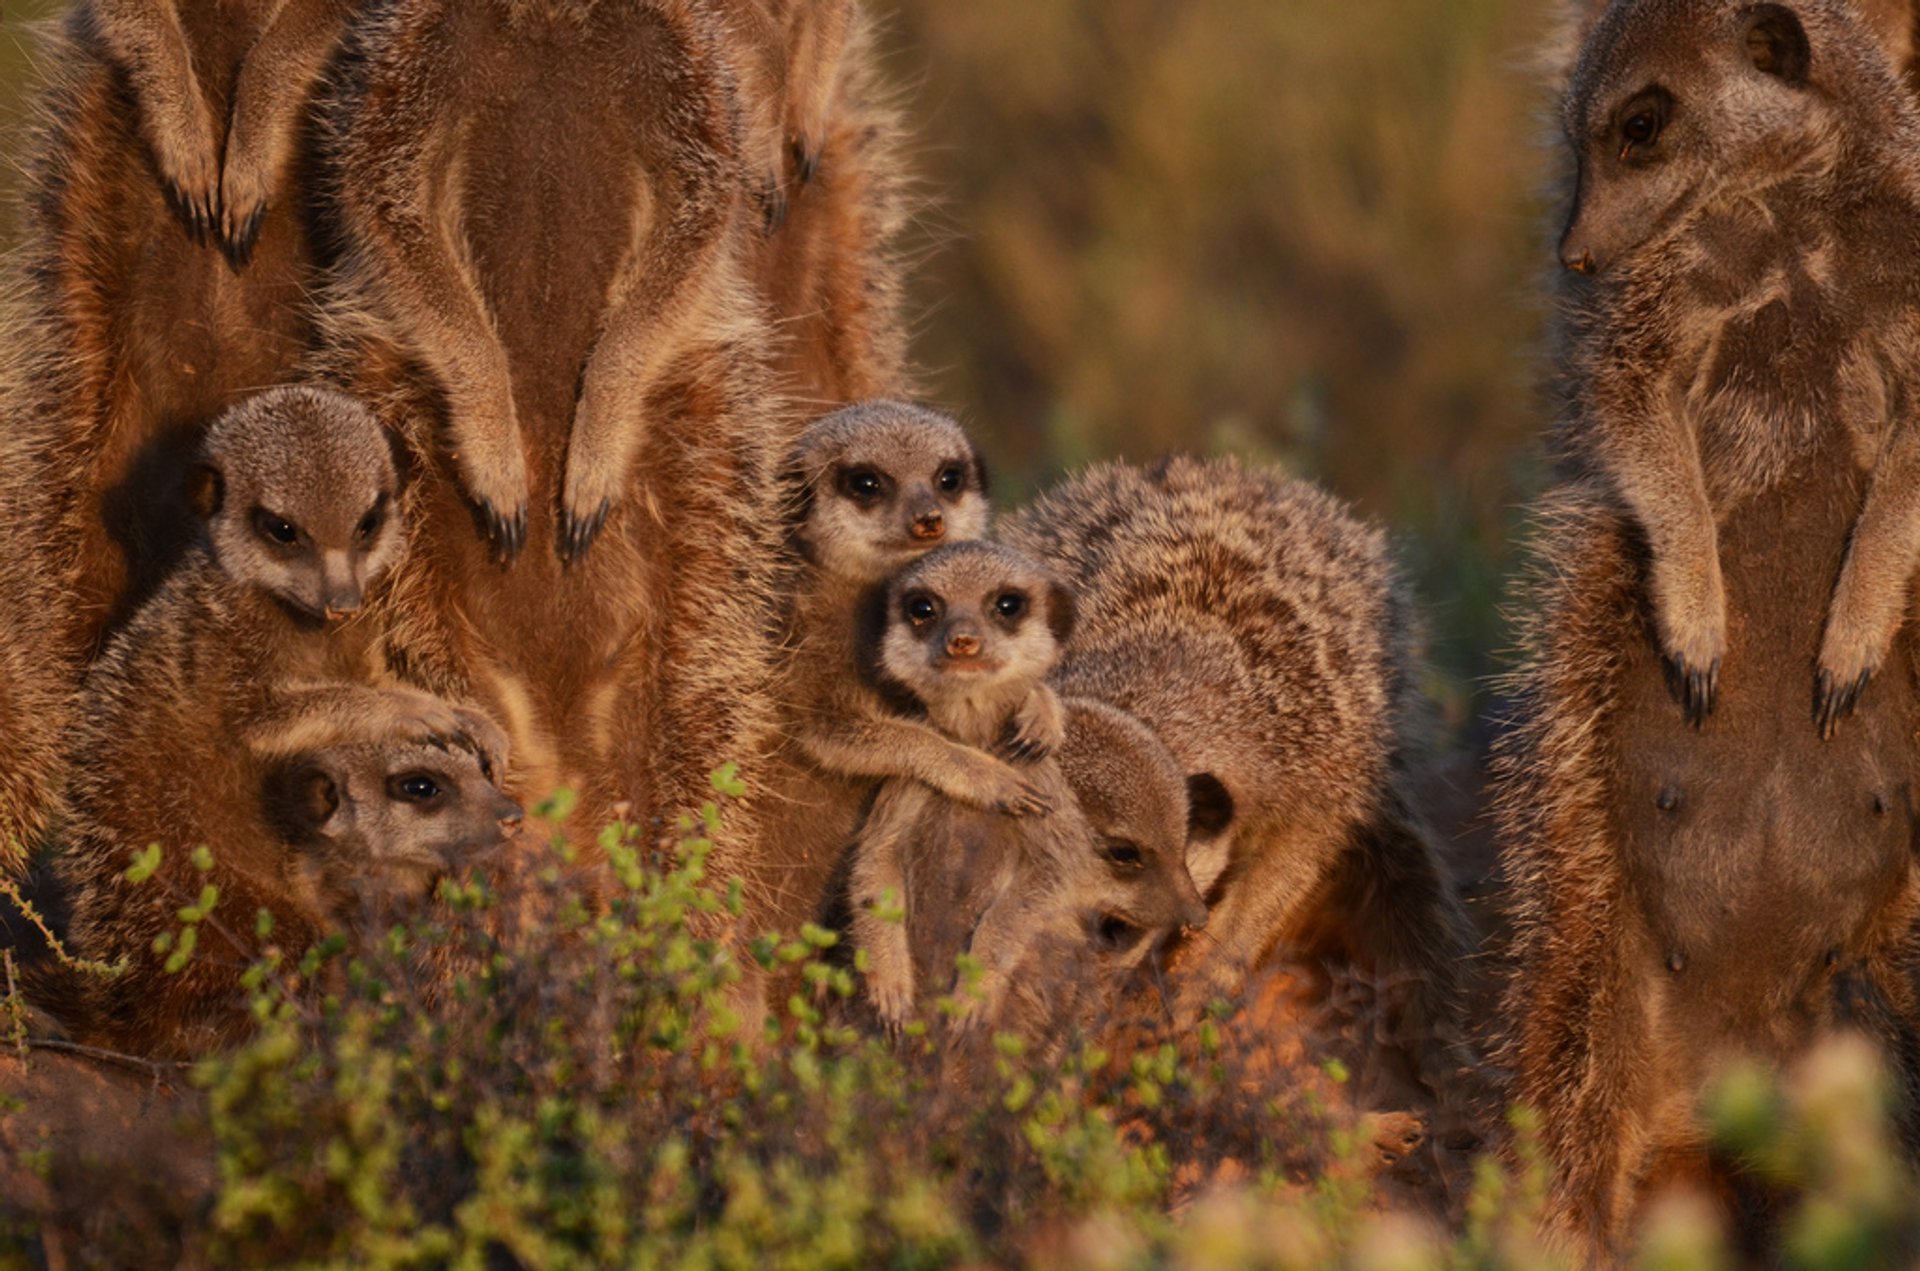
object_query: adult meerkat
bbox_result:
[1000,458,1470,1067]
[849,543,1204,1037]
[1554,0,1920,735]
[0,0,362,695]
[53,384,515,1056]
[1496,468,1920,1259]
[328,0,748,563]
[322,1,787,853]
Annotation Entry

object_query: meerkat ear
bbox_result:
[968,439,991,498]
[1045,581,1077,645]
[1854,0,1918,71]
[1745,4,1811,83]
[187,463,224,520]
[1186,773,1235,841]
[265,761,353,842]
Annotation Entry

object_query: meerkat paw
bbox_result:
[216,143,276,268]
[1815,634,1885,739]
[452,413,530,565]
[149,104,222,246]
[1002,688,1066,763]
[1653,581,1726,728]
[557,464,619,565]
[447,706,512,784]
[867,969,914,1037]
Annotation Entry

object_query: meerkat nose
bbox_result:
[911,512,945,541]
[945,631,981,658]
[1563,249,1596,276]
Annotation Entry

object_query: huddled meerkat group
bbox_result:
[13,0,1920,1254]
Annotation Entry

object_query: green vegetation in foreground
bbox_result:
[0,769,1914,1268]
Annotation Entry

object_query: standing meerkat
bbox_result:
[1000,458,1471,1074]
[52,384,515,1057]
[1554,0,1920,735]
[321,1,789,859]
[327,0,748,563]
[1496,468,1920,1258]
[847,542,1205,1036]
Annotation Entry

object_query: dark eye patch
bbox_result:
[936,463,965,493]
[994,591,1028,620]
[253,508,299,546]
[904,593,940,625]
[390,773,443,804]
[356,492,389,543]
[1102,839,1144,869]
[1616,86,1672,157]
[838,466,886,501]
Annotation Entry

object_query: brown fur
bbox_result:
[318,0,792,867]
[6,0,357,660]
[728,0,912,407]
[50,386,515,1057]
[1000,457,1472,1091]
[1495,467,1920,1259]
[1553,0,1920,733]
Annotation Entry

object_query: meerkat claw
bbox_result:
[478,501,527,565]
[559,499,610,564]
[1663,653,1718,728]
[1815,667,1872,739]
[762,185,788,233]
[792,139,820,185]
[221,204,268,269]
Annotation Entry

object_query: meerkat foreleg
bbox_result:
[339,78,527,560]
[783,0,854,183]
[799,714,1052,815]
[216,0,350,264]
[945,889,1034,1038]
[558,137,732,562]
[92,0,220,241]
[850,784,919,1034]
[1601,391,1725,724]
[1002,683,1065,762]
[1817,422,1920,735]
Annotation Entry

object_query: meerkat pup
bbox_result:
[54,384,510,1054]
[1557,0,1920,735]
[62,729,517,1058]
[848,542,1134,1035]
[89,0,356,261]
[779,402,1058,820]
[328,0,747,562]
[1001,458,1470,1074]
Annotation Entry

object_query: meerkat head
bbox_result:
[1559,0,1890,276]
[785,401,991,584]
[1057,699,1212,960]
[268,730,522,926]
[871,542,1073,739]
[194,385,403,624]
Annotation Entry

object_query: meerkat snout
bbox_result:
[909,507,945,541]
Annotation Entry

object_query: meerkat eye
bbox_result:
[994,592,1028,619]
[904,594,939,625]
[1616,88,1670,156]
[390,774,443,804]
[937,464,964,493]
[839,467,885,501]
[355,496,387,544]
[253,510,299,546]
[1102,840,1145,869]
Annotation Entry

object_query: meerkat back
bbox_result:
[1001,457,1468,1042]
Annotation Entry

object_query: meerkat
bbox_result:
[1496,464,1920,1258]
[51,385,514,1056]
[1554,0,1920,736]
[2,0,362,677]
[327,0,750,564]
[1000,457,1472,1082]
[320,2,789,861]
[846,541,1164,1039]
[60,728,517,1058]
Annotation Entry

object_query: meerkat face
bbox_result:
[196,386,404,624]
[878,543,1074,721]
[271,734,522,922]
[1560,2,1833,275]
[787,401,990,584]
[1057,700,1210,959]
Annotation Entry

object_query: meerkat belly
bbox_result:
[1612,459,1919,1035]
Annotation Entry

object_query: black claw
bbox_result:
[761,185,788,234]
[479,501,527,565]
[1815,667,1874,740]
[559,499,611,564]
[1664,654,1720,729]
[221,204,267,269]
[791,138,820,185]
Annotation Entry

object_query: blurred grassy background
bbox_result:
[0,0,1559,736]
